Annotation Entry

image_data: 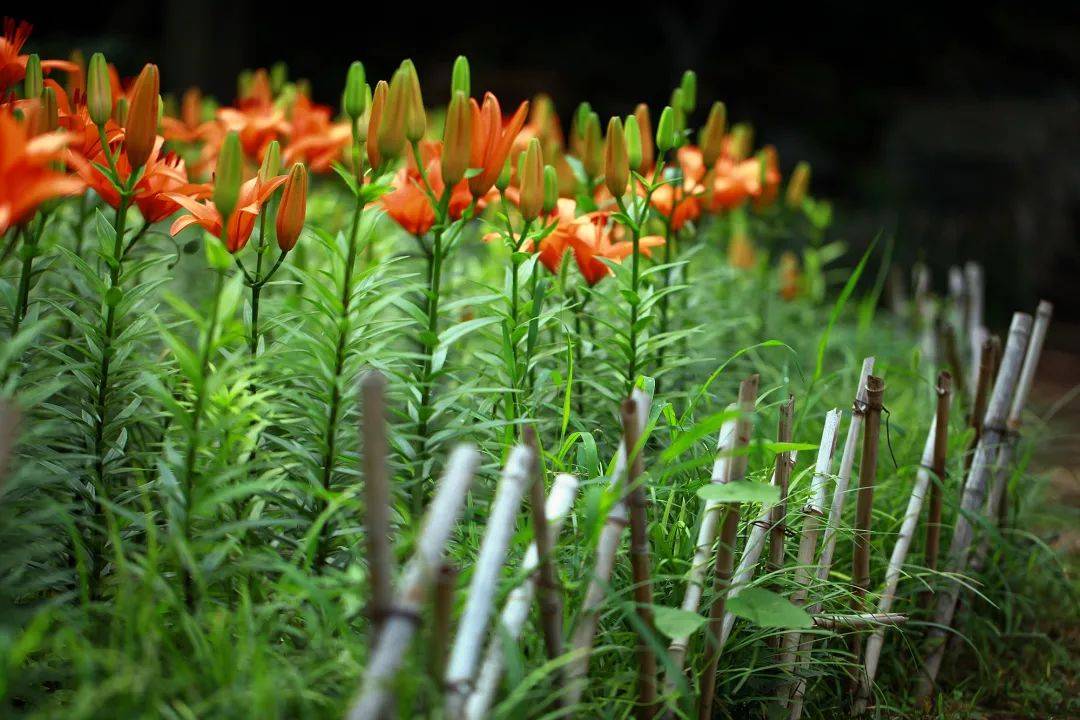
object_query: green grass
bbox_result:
[0,179,1074,720]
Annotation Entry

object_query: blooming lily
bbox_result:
[167,173,287,252]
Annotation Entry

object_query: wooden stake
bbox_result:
[565,389,651,708]
[814,613,907,630]
[921,371,953,607]
[768,396,796,584]
[697,374,759,720]
[523,425,564,672]
[849,376,885,693]
[939,322,966,401]
[346,445,480,720]
[964,337,998,475]
[622,398,658,718]
[465,474,579,720]
[431,562,458,683]
[444,445,534,717]
[914,312,1033,701]
[362,371,395,644]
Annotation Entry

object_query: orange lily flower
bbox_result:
[381,139,474,236]
[50,81,123,161]
[567,209,664,286]
[282,94,351,173]
[468,92,529,199]
[0,109,84,235]
[752,145,782,209]
[485,197,576,274]
[162,87,208,144]
[0,18,78,93]
[167,173,287,253]
[214,71,289,162]
[778,250,801,300]
[78,135,206,223]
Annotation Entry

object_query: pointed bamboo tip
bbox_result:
[1036,299,1054,319]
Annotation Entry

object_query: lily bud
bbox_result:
[343,61,367,120]
[669,90,686,145]
[624,115,642,173]
[679,70,697,113]
[729,123,753,161]
[451,55,470,97]
[785,161,811,207]
[87,53,112,127]
[655,105,676,154]
[366,80,388,168]
[125,63,160,169]
[519,138,544,221]
[67,49,86,97]
[442,91,472,185]
[182,87,202,127]
[24,54,42,100]
[400,60,426,143]
[377,69,408,161]
[270,62,288,93]
[112,97,128,125]
[214,131,244,226]
[700,101,727,167]
[574,102,593,139]
[496,157,512,192]
[542,164,558,214]
[276,163,308,252]
[582,111,602,179]
[259,140,281,183]
[41,86,58,132]
[634,103,654,172]
[603,116,629,198]
[237,70,253,100]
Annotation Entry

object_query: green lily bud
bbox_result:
[496,157,512,192]
[574,101,593,139]
[582,111,603,178]
[343,61,367,120]
[655,105,676,153]
[542,164,558,214]
[270,62,288,93]
[24,54,42,101]
[400,59,426,143]
[87,52,112,126]
[679,69,697,113]
[41,86,58,132]
[451,55,470,98]
[259,140,281,183]
[624,114,642,171]
[214,131,244,226]
[112,96,128,126]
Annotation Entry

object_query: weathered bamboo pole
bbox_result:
[963,336,998,476]
[788,359,875,720]
[768,397,796,586]
[947,265,967,344]
[664,415,737,681]
[776,409,843,704]
[361,371,395,644]
[444,445,534,717]
[921,372,954,605]
[964,261,985,395]
[913,312,1033,701]
[622,398,658,718]
[855,373,952,715]
[940,322,966,401]
[697,374,759,720]
[464,473,579,720]
[346,445,480,720]
[523,425,564,670]
[848,376,886,693]
[813,613,908,630]
[431,562,458,683]
[565,388,651,708]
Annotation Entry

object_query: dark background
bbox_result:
[22,3,1080,330]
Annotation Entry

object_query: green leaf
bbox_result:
[652,606,707,639]
[726,588,812,629]
[662,409,741,461]
[696,481,779,505]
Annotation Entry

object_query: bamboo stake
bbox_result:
[431,563,458,684]
[921,372,953,606]
[913,312,1033,701]
[565,388,651,709]
[464,473,579,720]
[978,300,1052,563]
[855,374,952,715]
[622,398,658,718]
[444,445,534,718]
[665,415,737,680]
[813,613,907,629]
[768,397,796,585]
[940,322,966,401]
[346,445,480,720]
[776,410,842,704]
[788,358,875,720]
[697,374,759,720]
[964,336,998,475]
[362,371,395,643]
[523,425,564,670]
[947,265,967,344]
[914,264,937,368]
[0,401,19,492]
[964,261,985,395]
[849,376,885,694]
